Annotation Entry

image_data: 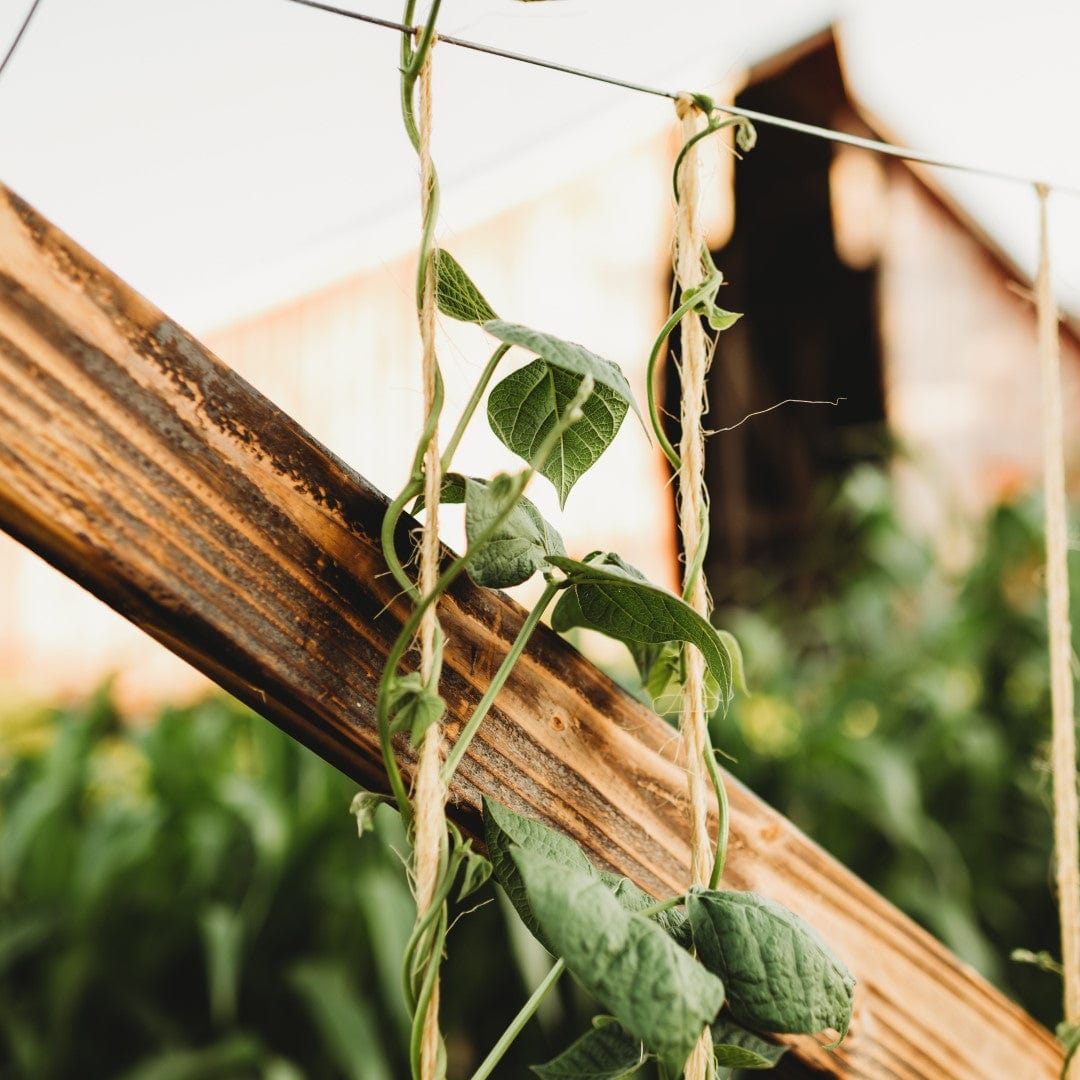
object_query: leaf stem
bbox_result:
[469,958,566,1080]
[671,115,755,205]
[440,344,511,475]
[704,744,729,889]
[441,578,561,784]
[638,893,687,919]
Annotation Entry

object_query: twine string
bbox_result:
[1036,183,1080,1071]
[413,34,447,1080]
[674,91,718,1080]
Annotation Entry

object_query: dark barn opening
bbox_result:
[667,35,889,606]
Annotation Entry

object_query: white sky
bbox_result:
[0,0,1077,332]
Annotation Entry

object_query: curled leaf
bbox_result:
[513,848,724,1077]
[710,1016,787,1069]
[348,789,393,838]
[483,796,593,952]
[687,887,855,1039]
[384,672,445,747]
[531,1016,645,1079]
[483,320,642,424]
[434,250,498,324]
[464,474,565,588]
[449,824,493,901]
[549,552,733,712]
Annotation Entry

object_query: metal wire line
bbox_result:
[0,0,45,85]
[282,0,1080,197]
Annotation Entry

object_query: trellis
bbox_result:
[0,185,1065,1078]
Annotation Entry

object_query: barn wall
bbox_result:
[880,168,1080,547]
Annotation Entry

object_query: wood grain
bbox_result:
[0,183,1062,1078]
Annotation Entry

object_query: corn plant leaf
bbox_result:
[483,797,593,953]
[487,360,627,509]
[464,474,566,588]
[710,1017,788,1069]
[532,1016,646,1079]
[513,848,724,1077]
[483,320,642,424]
[549,553,733,711]
[687,888,855,1038]
[434,249,498,324]
[289,962,395,1080]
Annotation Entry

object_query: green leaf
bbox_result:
[488,360,627,509]
[682,279,742,334]
[200,903,243,1026]
[434,249,498,324]
[710,1017,787,1069]
[512,848,724,1077]
[116,1036,266,1080]
[450,824,493,901]
[483,320,642,424]
[465,474,566,588]
[483,797,593,952]
[290,961,395,1080]
[1057,1022,1080,1078]
[349,789,393,839]
[549,553,733,711]
[532,1016,646,1079]
[716,630,749,695]
[597,872,691,947]
[385,673,445,747]
[687,888,855,1038]
[640,640,723,716]
[704,306,742,332]
[485,799,691,954]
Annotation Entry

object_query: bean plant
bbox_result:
[367,4,855,1077]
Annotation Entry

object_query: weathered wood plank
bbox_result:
[0,184,1062,1078]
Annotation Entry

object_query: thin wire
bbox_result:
[0,0,44,85]
[281,0,1080,197]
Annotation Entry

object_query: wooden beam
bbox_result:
[0,183,1062,1078]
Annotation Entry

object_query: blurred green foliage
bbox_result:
[0,691,581,1079]
[712,466,1076,1027]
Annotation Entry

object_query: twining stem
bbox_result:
[670,115,755,205]
[703,748,729,889]
[646,279,718,471]
[638,893,687,919]
[383,477,425,599]
[383,344,511,600]
[441,578,562,783]
[378,376,595,822]
[469,959,567,1080]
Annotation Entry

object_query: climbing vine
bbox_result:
[363,4,856,1078]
